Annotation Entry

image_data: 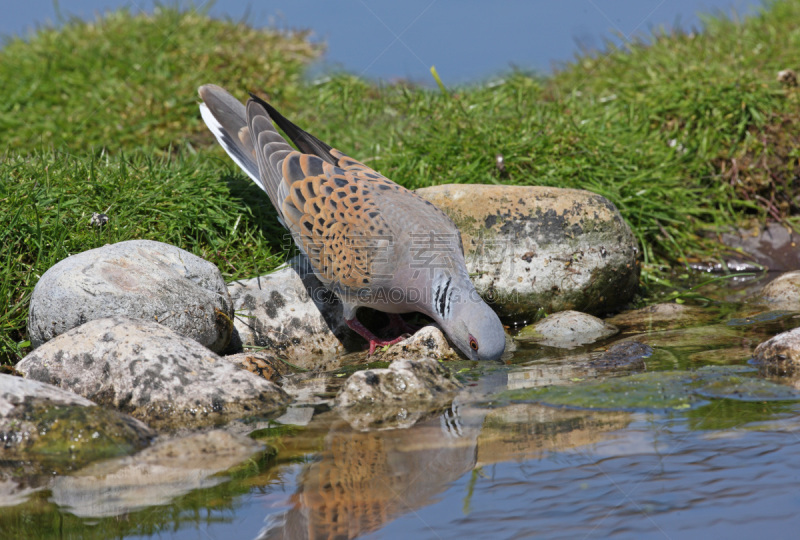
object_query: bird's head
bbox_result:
[431,278,506,361]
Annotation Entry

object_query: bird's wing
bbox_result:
[244,97,411,291]
[200,85,460,294]
[266,149,400,291]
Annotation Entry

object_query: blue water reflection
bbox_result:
[3,0,762,84]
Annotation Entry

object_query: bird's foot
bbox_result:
[345,316,412,355]
[366,335,408,355]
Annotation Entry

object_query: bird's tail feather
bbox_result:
[248,92,338,165]
[198,84,293,219]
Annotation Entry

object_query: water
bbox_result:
[5,279,800,539]
[4,2,798,538]
[3,0,762,84]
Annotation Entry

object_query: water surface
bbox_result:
[3,0,763,84]
[4,277,800,539]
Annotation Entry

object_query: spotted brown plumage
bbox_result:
[277,151,395,290]
[199,84,506,361]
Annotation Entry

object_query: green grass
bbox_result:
[2,2,799,363]
[0,6,320,153]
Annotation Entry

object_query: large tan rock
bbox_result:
[416,185,639,320]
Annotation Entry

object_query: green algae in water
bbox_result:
[501,371,704,411]
[29,405,152,467]
[1,403,153,475]
[695,377,800,401]
[498,367,800,412]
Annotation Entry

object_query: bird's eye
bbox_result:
[469,335,479,351]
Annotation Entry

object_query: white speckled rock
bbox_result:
[415,185,639,321]
[227,256,361,369]
[28,239,233,353]
[51,430,265,518]
[515,310,618,349]
[376,326,457,363]
[335,358,462,430]
[16,317,290,429]
[758,271,800,311]
[0,373,154,468]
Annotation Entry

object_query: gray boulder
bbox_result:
[416,184,640,321]
[227,256,361,370]
[16,317,290,429]
[28,239,233,353]
[0,374,154,471]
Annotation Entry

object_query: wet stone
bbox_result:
[588,341,652,371]
[16,317,290,430]
[499,366,798,412]
[753,327,800,376]
[726,310,798,328]
[224,351,293,382]
[0,374,155,473]
[605,302,710,331]
[688,346,754,365]
[721,223,800,273]
[507,343,664,390]
[694,376,800,401]
[335,358,462,430]
[515,310,618,349]
[27,239,233,353]
[622,325,743,350]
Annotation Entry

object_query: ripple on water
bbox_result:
[376,419,800,539]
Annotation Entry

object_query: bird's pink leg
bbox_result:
[345,316,408,355]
